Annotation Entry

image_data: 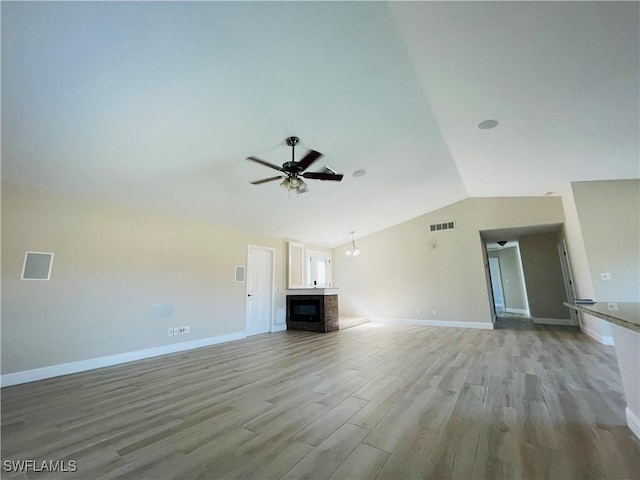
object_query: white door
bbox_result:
[246,246,274,336]
[488,257,505,313]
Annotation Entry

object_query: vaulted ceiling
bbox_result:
[2,2,638,247]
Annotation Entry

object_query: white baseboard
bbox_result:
[626,407,640,439]
[581,324,615,346]
[531,317,577,326]
[370,318,494,330]
[271,324,287,332]
[1,331,246,388]
[505,308,528,315]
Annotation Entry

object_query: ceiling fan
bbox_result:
[246,136,343,192]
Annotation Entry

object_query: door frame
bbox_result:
[245,244,276,335]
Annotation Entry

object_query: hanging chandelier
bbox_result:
[346,231,360,256]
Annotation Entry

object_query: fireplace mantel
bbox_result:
[286,288,339,296]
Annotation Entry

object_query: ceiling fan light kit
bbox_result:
[246,136,343,193]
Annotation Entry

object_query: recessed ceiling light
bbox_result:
[477,119,499,130]
[353,169,366,177]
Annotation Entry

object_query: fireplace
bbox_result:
[289,297,322,323]
[286,294,339,333]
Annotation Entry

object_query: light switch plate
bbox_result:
[601,273,612,280]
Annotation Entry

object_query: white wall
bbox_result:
[332,196,565,325]
[1,181,287,377]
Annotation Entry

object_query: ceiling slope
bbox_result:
[2,2,638,246]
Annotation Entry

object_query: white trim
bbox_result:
[0,331,246,388]
[369,318,494,330]
[626,407,640,439]
[505,308,528,315]
[531,317,576,326]
[271,324,287,332]
[581,324,614,345]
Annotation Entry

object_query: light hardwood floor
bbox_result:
[2,323,639,479]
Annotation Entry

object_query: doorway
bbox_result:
[488,257,505,314]
[481,223,576,330]
[486,241,530,318]
[245,245,275,336]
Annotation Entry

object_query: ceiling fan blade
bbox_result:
[297,150,323,172]
[250,175,285,185]
[246,156,284,172]
[303,172,344,181]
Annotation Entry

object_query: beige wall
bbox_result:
[572,180,640,302]
[332,196,565,324]
[519,232,571,320]
[1,181,287,375]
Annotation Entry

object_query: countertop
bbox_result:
[564,301,640,333]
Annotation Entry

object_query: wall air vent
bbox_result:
[429,221,456,232]
[21,252,54,280]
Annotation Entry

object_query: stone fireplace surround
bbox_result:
[286,289,339,333]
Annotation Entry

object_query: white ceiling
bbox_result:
[2,2,638,247]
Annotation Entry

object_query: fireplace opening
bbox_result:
[288,297,322,323]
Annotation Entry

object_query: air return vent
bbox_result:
[21,252,54,280]
[429,221,456,232]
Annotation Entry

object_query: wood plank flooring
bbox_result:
[2,322,639,479]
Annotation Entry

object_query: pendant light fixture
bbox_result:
[346,231,360,256]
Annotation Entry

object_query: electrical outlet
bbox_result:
[185,326,190,334]
[168,328,173,336]
[416,308,421,315]
[432,309,437,316]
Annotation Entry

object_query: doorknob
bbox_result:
[247,294,253,297]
